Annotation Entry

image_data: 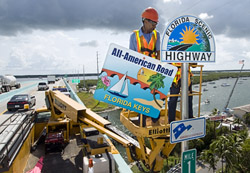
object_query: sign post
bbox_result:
[182,149,196,173]
[181,63,189,151]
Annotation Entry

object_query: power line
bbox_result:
[170,0,238,19]
[178,0,202,15]
[96,51,99,80]
[206,0,236,14]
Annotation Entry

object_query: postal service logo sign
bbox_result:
[161,15,215,63]
[94,43,177,118]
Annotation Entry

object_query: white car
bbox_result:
[38,82,49,91]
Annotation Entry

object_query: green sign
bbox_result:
[72,79,80,83]
[182,149,196,173]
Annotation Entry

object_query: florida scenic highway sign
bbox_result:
[161,15,215,63]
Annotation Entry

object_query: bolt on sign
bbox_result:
[94,43,177,118]
[161,15,215,63]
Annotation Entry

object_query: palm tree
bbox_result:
[189,139,204,153]
[210,134,243,172]
[210,135,229,173]
[200,149,218,173]
[243,112,250,125]
[240,138,250,172]
[147,73,165,108]
[226,133,244,172]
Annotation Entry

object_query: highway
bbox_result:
[0,79,65,121]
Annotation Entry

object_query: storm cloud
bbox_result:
[159,0,250,38]
[0,0,249,38]
[0,0,152,35]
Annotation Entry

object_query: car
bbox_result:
[7,94,36,111]
[52,86,71,97]
[38,82,49,91]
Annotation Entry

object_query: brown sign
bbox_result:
[210,115,226,121]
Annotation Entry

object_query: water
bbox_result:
[99,109,130,162]
[193,77,250,115]
[101,77,250,119]
[99,77,250,161]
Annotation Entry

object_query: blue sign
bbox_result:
[94,43,177,118]
[161,15,215,63]
[170,117,206,143]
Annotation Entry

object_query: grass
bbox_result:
[192,71,250,84]
[77,92,115,112]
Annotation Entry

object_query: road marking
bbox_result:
[0,109,7,115]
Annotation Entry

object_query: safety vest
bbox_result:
[134,29,157,58]
[172,63,193,86]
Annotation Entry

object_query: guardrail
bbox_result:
[63,78,86,107]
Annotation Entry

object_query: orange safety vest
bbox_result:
[171,63,193,86]
[134,29,157,58]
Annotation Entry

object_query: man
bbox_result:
[129,7,160,126]
[129,7,160,60]
[168,63,196,123]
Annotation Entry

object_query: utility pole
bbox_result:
[96,51,100,80]
[83,65,86,89]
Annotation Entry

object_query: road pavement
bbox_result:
[0,79,64,116]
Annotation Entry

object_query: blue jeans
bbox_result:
[168,82,193,123]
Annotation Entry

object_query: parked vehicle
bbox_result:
[47,75,56,84]
[7,94,36,111]
[0,75,21,93]
[38,82,49,91]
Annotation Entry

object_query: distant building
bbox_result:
[233,104,250,119]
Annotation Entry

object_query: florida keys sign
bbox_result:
[161,15,215,63]
[94,43,177,118]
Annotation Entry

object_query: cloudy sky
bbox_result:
[0,0,249,75]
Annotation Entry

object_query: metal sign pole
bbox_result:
[181,63,189,152]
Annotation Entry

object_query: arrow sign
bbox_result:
[170,117,206,144]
